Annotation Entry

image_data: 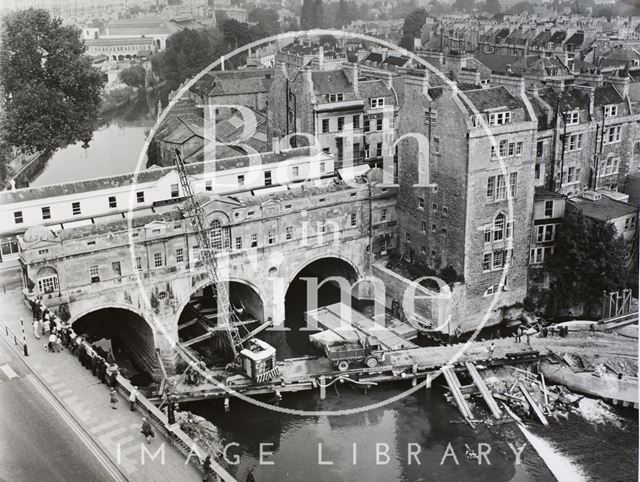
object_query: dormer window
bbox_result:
[328,93,344,102]
[488,111,512,126]
[370,98,385,108]
[604,105,618,117]
[566,111,579,125]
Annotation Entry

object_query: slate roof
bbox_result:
[311,70,354,95]
[565,31,584,47]
[104,16,173,36]
[535,187,565,200]
[594,84,624,106]
[539,87,590,114]
[461,86,524,112]
[383,56,410,67]
[603,46,640,62]
[548,31,567,45]
[357,80,395,102]
[532,30,552,46]
[86,38,155,46]
[474,53,522,74]
[527,94,552,131]
[570,196,636,222]
[191,69,274,97]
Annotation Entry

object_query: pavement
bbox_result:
[0,290,203,482]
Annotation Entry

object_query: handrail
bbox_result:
[0,319,29,356]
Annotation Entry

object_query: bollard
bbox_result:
[21,318,28,356]
[319,376,326,400]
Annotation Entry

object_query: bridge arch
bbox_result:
[284,253,360,289]
[70,304,158,385]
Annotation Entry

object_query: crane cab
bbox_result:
[239,339,279,382]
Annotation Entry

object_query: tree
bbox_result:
[119,65,146,87]
[399,8,427,51]
[545,212,629,316]
[313,0,325,29]
[247,7,280,36]
[334,0,353,29]
[485,0,502,14]
[300,0,314,30]
[507,1,534,14]
[151,27,224,89]
[0,9,105,154]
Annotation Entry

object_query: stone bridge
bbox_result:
[19,181,397,378]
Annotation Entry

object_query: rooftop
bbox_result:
[570,195,636,222]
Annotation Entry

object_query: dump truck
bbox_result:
[325,336,385,371]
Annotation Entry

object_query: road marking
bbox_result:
[26,375,126,482]
[0,363,18,379]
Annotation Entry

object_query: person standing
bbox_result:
[488,341,495,360]
[140,417,154,444]
[47,332,57,352]
[128,387,137,411]
[42,316,50,337]
[55,334,63,352]
[110,388,118,410]
[32,319,40,340]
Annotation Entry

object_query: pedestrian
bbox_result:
[515,326,522,343]
[202,455,212,481]
[30,297,37,320]
[91,352,99,376]
[32,319,40,340]
[110,388,118,410]
[140,417,154,444]
[107,363,119,388]
[55,334,63,352]
[488,341,495,360]
[47,332,57,352]
[43,317,50,336]
[590,323,596,335]
[526,331,531,347]
[129,387,137,411]
[97,359,107,383]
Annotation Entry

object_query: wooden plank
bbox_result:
[518,382,549,426]
[178,318,199,330]
[465,362,502,419]
[179,330,215,347]
[442,366,474,420]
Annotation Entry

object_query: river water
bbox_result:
[29,91,160,187]
[32,94,638,482]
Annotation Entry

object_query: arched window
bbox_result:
[210,220,230,251]
[37,267,59,294]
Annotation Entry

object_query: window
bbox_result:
[292,166,299,178]
[536,140,544,158]
[418,197,425,210]
[489,111,511,125]
[433,137,440,154]
[506,221,513,239]
[350,213,357,226]
[566,166,576,183]
[353,142,361,160]
[235,236,243,250]
[604,126,621,144]
[566,111,579,125]
[370,97,385,108]
[108,196,117,208]
[170,184,179,198]
[247,210,255,217]
[72,202,81,216]
[508,142,515,157]
[600,156,619,177]
[285,226,293,240]
[515,142,523,156]
[406,233,411,243]
[604,105,618,117]
[484,226,492,243]
[353,115,360,129]
[38,275,59,294]
[319,223,326,234]
[13,211,23,224]
[425,110,437,126]
[267,230,275,244]
[40,206,51,220]
[337,117,344,131]
[90,265,100,283]
[432,203,438,213]
[1,239,19,259]
[237,174,245,186]
[205,180,212,192]
[565,133,583,151]
[381,208,387,222]
[319,197,326,204]
[535,163,542,181]
[509,172,517,198]
[443,206,448,216]
[176,247,184,262]
[625,216,636,231]
[137,191,145,203]
[376,142,383,158]
[376,118,383,131]
[491,145,497,159]
[496,175,507,200]
[264,170,272,186]
[210,220,230,250]
[328,93,344,102]
[486,177,495,200]
[320,161,326,173]
[483,253,492,271]
[493,213,505,241]
[431,224,437,233]
[153,252,163,268]
[336,138,343,161]
[249,233,257,248]
[536,225,556,242]
[492,250,504,269]
[421,221,427,233]
[364,119,370,132]
[322,118,330,133]
[530,247,544,264]
[544,200,553,217]
[112,261,121,276]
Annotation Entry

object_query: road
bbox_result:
[0,335,125,482]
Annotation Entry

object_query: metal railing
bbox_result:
[0,318,29,356]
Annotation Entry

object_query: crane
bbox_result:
[173,150,278,382]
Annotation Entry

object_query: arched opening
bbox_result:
[72,308,156,386]
[268,257,358,358]
[36,266,59,295]
[178,280,265,363]
[210,219,231,250]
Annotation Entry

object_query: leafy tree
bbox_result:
[119,64,146,87]
[545,211,629,316]
[222,19,252,48]
[313,0,325,29]
[247,7,280,36]
[300,0,314,29]
[399,8,427,51]
[151,27,224,89]
[334,0,353,28]
[485,0,502,14]
[0,9,104,154]
[507,1,534,14]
